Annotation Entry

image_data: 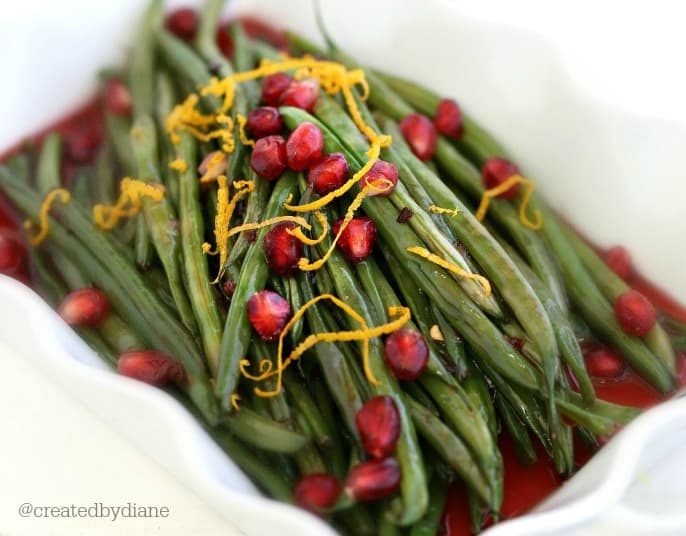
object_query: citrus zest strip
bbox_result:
[239,293,411,398]
[475,174,543,230]
[169,159,188,173]
[93,179,165,230]
[407,245,492,297]
[236,113,255,147]
[24,188,71,246]
[295,179,392,272]
[428,204,460,217]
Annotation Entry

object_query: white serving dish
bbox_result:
[1,0,685,534]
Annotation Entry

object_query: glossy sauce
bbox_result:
[2,18,685,535]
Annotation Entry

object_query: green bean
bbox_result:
[128,0,161,118]
[34,133,143,355]
[155,71,180,206]
[359,250,458,387]
[311,95,503,318]
[222,406,308,453]
[298,46,567,314]
[279,105,540,390]
[540,207,674,392]
[298,271,364,439]
[158,29,213,89]
[409,475,447,536]
[175,132,224,374]
[0,166,219,425]
[128,0,162,266]
[375,71,506,166]
[131,116,198,334]
[311,222,428,525]
[335,505,378,536]
[495,233,595,405]
[230,22,261,107]
[562,225,676,376]
[36,133,62,193]
[310,377,349,478]
[496,394,537,465]
[422,375,502,512]
[91,145,116,204]
[105,114,136,175]
[405,395,491,505]
[285,275,305,345]
[215,172,298,411]
[380,117,560,417]
[463,360,499,440]
[6,152,31,181]
[378,515,401,536]
[225,166,272,267]
[431,304,469,379]
[212,428,293,501]
[195,0,249,201]
[179,393,294,501]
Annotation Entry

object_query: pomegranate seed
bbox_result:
[216,26,234,58]
[103,79,132,117]
[198,151,228,180]
[247,289,292,341]
[383,328,429,381]
[332,217,377,263]
[246,106,283,139]
[359,160,398,196]
[307,152,349,196]
[615,289,656,336]
[582,342,626,378]
[58,288,109,326]
[481,157,520,200]
[280,79,320,112]
[165,8,198,41]
[344,457,401,502]
[222,279,236,298]
[240,17,288,49]
[250,135,288,181]
[286,122,324,171]
[64,128,100,164]
[294,474,341,512]
[355,396,401,458]
[504,334,525,353]
[399,113,437,161]
[0,230,24,275]
[263,222,304,276]
[604,246,632,281]
[262,73,293,106]
[118,350,187,386]
[433,98,463,138]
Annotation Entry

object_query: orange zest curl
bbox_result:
[407,245,492,297]
[24,188,71,246]
[230,393,241,411]
[428,204,460,217]
[236,113,255,147]
[203,177,255,282]
[476,175,543,230]
[239,294,411,398]
[169,159,188,173]
[93,179,165,230]
[295,178,393,272]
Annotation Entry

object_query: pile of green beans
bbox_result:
[0,1,679,534]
